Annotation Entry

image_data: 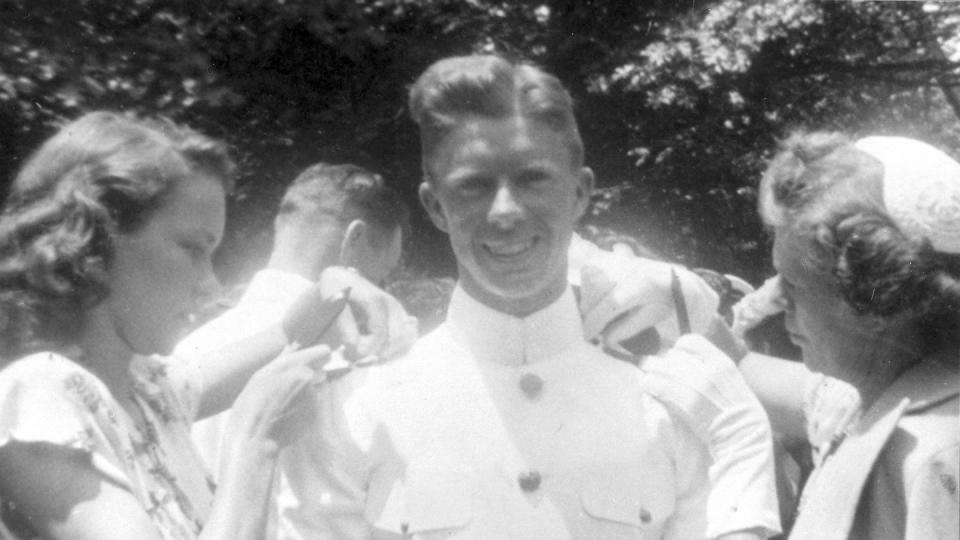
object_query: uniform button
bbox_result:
[639,507,652,523]
[517,470,542,492]
[519,373,544,399]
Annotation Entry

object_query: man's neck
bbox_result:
[459,275,568,319]
[268,225,342,281]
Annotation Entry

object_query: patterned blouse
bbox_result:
[0,352,215,539]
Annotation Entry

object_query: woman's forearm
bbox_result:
[739,352,811,441]
[195,285,350,420]
[195,325,288,419]
[200,435,280,540]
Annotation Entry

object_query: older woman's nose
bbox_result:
[195,261,222,304]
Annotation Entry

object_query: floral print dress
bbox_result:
[0,352,215,539]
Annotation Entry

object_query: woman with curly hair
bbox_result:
[0,111,393,539]
[751,132,960,539]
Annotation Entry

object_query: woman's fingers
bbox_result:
[345,294,388,360]
[282,285,351,347]
[318,266,397,360]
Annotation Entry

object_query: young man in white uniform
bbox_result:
[276,55,779,539]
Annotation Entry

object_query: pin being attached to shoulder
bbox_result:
[321,345,354,380]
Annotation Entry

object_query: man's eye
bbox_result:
[517,170,551,185]
[457,177,491,195]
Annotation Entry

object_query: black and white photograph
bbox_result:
[0,1,958,538]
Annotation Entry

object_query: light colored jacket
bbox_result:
[790,356,959,540]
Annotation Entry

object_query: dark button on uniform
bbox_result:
[519,373,544,399]
[639,507,652,523]
[518,470,542,492]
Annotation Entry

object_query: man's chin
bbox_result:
[481,273,546,298]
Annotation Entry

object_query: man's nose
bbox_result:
[488,183,524,228]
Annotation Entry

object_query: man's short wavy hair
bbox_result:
[408,54,584,181]
[0,111,235,359]
[277,162,409,246]
[758,131,960,351]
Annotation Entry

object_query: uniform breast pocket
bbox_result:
[580,478,665,539]
[370,471,474,540]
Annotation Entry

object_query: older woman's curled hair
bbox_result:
[759,132,960,348]
[0,111,235,359]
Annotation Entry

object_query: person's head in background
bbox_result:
[270,162,408,286]
[386,276,456,334]
[0,111,234,360]
[759,132,960,389]
[410,54,593,317]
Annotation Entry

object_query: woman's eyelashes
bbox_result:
[179,237,213,262]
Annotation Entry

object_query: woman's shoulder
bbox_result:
[1,350,104,391]
[897,357,959,442]
[0,351,119,455]
[881,362,959,486]
[891,392,959,457]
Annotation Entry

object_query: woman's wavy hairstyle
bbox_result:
[759,131,960,352]
[0,111,235,359]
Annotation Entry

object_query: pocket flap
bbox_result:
[405,472,473,532]
[371,471,473,535]
[580,479,646,528]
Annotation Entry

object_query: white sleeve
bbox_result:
[641,335,782,538]
[275,370,374,540]
[655,390,712,540]
[0,354,132,491]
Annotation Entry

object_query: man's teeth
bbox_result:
[487,239,535,256]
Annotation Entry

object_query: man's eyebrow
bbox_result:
[523,159,567,174]
[446,167,486,182]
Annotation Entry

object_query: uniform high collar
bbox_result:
[445,285,584,366]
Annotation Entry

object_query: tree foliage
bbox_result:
[1,0,958,283]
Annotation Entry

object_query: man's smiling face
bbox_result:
[419,116,592,317]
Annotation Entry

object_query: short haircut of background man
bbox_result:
[272,162,407,286]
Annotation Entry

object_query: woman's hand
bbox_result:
[228,344,330,451]
[284,266,417,365]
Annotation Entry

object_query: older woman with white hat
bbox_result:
[754,132,960,539]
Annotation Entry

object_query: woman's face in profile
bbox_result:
[103,174,226,355]
[773,228,878,378]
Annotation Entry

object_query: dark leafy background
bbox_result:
[2,0,958,288]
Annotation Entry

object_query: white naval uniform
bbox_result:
[277,286,712,539]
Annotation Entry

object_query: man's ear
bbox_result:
[339,219,368,266]
[419,181,449,233]
[574,166,595,220]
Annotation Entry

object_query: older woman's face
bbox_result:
[105,175,226,355]
[773,229,878,378]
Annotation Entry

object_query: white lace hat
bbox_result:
[854,136,960,254]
